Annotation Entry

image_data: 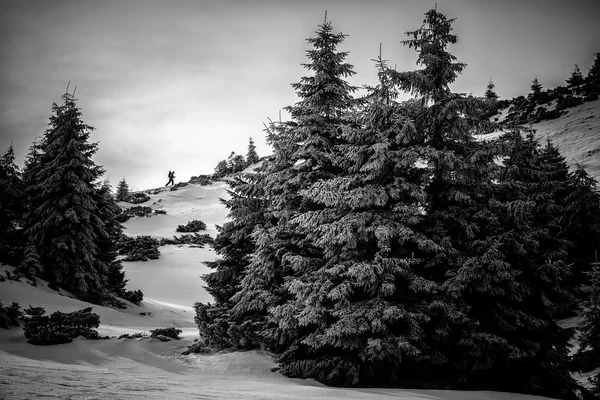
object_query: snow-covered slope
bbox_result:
[0,175,576,399]
[531,99,600,178]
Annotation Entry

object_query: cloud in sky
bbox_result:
[1,0,599,190]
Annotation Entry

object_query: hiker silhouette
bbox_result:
[166,170,175,186]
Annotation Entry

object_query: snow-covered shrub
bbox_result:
[158,233,213,247]
[150,327,182,340]
[121,289,144,305]
[117,235,160,261]
[176,220,207,233]
[20,306,100,345]
[128,192,150,204]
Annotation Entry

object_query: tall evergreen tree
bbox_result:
[386,8,504,387]
[115,177,130,202]
[578,258,600,395]
[272,49,437,386]
[530,77,543,97]
[193,171,268,349]
[21,92,128,300]
[562,164,600,296]
[246,136,260,165]
[471,128,576,397]
[96,177,128,303]
[485,79,498,100]
[566,64,585,87]
[0,144,24,265]
[231,15,357,356]
[483,79,499,120]
[585,52,600,89]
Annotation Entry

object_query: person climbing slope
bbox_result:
[166,170,175,186]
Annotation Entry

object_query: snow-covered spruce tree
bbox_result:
[578,257,600,395]
[385,8,509,389]
[270,49,439,386]
[485,79,498,101]
[472,127,576,397]
[15,246,43,280]
[230,16,357,355]
[95,178,130,305]
[585,53,600,89]
[0,145,25,266]
[530,77,543,98]
[246,136,260,165]
[483,79,499,120]
[193,171,269,349]
[562,164,600,298]
[115,177,130,202]
[21,92,129,301]
[566,64,585,88]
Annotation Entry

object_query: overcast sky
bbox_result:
[1,0,599,190]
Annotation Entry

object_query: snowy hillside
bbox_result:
[0,178,566,400]
[530,99,600,178]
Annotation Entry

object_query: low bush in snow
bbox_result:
[118,332,148,339]
[121,289,144,305]
[189,175,212,185]
[150,327,182,340]
[176,220,207,233]
[159,233,213,247]
[20,306,100,345]
[128,192,151,204]
[116,206,166,223]
[117,235,160,261]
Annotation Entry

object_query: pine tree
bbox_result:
[475,128,576,397]
[15,246,43,280]
[562,164,600,296]
[0,144,24,266]
[194,171,268,349]
[271,48,438,386]
[115,177,130,202]
[231,15,357,356]
[578,256,600,395]
[385,8,506,388]
[246,136,260,165]
[21,91,128,300]
[96,178,128,303]
[485,79,498,100]
[566,64,585,87]
[586,52,600,88]
[530,77,543,96]
[483,79,499,120]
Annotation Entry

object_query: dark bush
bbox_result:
[129,192,151,204]
[20,306,100,345]
[118,332,147,339]
[189,175,212,185]
[159,233,213,247]
[176,220,207,233]
[0,301,23,329]
[117,235,160,261]
[127,206,154,217]
[150,327,182,340]
[556,94,584,111]
[121,289,144,305]
[584,93,599,102]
